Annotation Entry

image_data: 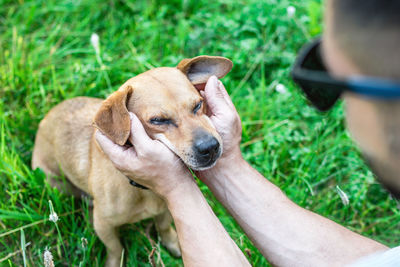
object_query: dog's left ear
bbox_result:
[177,55,233,85]
[93,85,133,146]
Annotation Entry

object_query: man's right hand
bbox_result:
[200,76,243,165]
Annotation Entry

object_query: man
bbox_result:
[95,0,399,266]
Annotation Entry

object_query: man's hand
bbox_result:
[96,111,251,267]
[200,76,243,163]
[196,76,244,183]
[95,112,191,197]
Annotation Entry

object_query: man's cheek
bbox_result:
[362,154,400,199]
[344,95,388,158]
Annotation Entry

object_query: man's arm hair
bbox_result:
[200,155,387,266]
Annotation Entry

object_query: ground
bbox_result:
[0,0,399,266]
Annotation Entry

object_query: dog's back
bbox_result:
[32,96,102,194]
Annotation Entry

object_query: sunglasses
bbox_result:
[291,38,400,111]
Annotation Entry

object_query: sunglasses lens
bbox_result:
[293,39,342,111]
[299,80,341,111]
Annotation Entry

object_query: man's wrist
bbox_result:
[160,171,198,202]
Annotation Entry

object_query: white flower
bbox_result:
[43,248,55,267]
[287,6,296,18]
[81,237,88,249]
[49,212,58,223]
[48,200,59,223]
[90,33,100,55]
[336,185,349,206]
[275,83,288,94]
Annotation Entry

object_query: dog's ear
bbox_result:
[93,85,133,146]
[177,55,233,85]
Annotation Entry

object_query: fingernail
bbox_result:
[209,75,218,87]
[129,112,136,121]
[95,130,104,141]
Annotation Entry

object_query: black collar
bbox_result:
[127,177,149,190]
[122,141,149,190]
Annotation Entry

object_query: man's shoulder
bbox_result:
[348,246,400,267]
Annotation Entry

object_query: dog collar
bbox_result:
[127,177,149,190]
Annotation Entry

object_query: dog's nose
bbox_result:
[194,135,220,157]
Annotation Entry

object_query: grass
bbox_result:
[0,0,399,266]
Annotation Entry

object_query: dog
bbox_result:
[32,55,232,266]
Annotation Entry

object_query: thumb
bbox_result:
[95,130,126,162]
[128,112,152,149]
[203,75,229,117]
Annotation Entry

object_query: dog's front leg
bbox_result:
[93,208,123,267]
[154,210,181,258]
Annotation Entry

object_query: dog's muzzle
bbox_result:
[191,131,221,170]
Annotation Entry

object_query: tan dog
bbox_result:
[32,55,232,266]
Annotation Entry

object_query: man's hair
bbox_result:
[332,0,400,79]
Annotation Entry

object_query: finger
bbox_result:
[217,81,237,111]
[128,112,152,150]
[203,75,230,116]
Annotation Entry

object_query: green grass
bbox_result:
[0,0,399,266]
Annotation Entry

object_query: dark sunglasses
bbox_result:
[291,38,400,111]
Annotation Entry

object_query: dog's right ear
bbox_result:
[93,85,133,146]
[177,55,233,86]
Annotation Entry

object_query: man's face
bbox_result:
[322,1,400,198]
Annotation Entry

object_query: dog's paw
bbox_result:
[163,240,182,258]
[105,255,122,267]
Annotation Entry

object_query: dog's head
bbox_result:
[94,55,232,170]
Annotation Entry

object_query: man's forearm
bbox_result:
[164,175,250,267]
[200,155,387,266]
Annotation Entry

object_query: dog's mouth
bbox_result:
[153,132,222,171]
[186,145,222,171]
[187,131,222,170]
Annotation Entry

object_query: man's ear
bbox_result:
[93,85,133,146]
[177,55,233,85]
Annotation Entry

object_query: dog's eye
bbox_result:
[193,101,202,114]
[149,117,171,125]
